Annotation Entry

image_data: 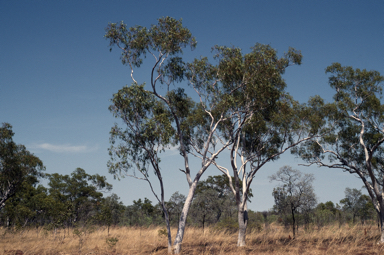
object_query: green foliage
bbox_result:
[270,166,317,236]
[214,211,264,233]
[266,214,278,224]
[314,203,339,228]
[123,197,164,226]
[0,123,44,211]
[108,84,176,180]
[158,228,168,238]
[106,237,119,249]
[1,181,53,228]
[190,188,220,229]
[46,168,112,227]
[166,192,186,225]
[299,63,384,170]
[105,16,198,180]
[195,175,253,200]
[339,188,376,223]
[270,166,317,215]
[190,175,245,227]
[105,17,196,68]
[214,217,239,234]
[96,194,125,228]
[105,16,315,249]
[247,210,264,232]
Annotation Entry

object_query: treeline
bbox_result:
[0,168,239,230]
[0,164,376,234]
[0,122,377,234]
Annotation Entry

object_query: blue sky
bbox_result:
[1,0,383,211]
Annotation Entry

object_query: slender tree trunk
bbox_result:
[291,207,296,239]
[379,210,384,243]
[161,202,173,254]
[297,222,299,235]
[174,182,198,254]
[237,202,248,246]
[372,196,384,243]
[150,165,172,253]
[202,215,205,234]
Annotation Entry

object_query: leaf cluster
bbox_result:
[105,16,196,70]
[108,83,175,178]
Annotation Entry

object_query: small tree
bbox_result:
[340,188,375,224]
[190,189,218,231]
[97,194,124,235]
[194,175,248,223]
[166,192,186,226]
[269,166,317,238]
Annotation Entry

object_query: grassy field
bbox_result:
[1,223,384,254]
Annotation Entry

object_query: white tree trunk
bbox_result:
[173,182,197,254]
[237,202,248,246]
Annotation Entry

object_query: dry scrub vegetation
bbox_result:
[1,223,384,254]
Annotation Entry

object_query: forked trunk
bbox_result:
[237,203,248,246]
[174,182,198,254]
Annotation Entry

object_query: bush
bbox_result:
[214,217,238,233]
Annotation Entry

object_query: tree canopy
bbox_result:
[0,123,44,211]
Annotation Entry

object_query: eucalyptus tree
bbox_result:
[108,82,175,251]
[105,17,198,253]
[294,63,384,241]
[224,95,324,245]
[0,123,44,211]
[269,166,317,238]
[105,17,251,253]
[105,15,315,252]
[208,44,324,245]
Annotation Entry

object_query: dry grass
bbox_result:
[1,223,384,254]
